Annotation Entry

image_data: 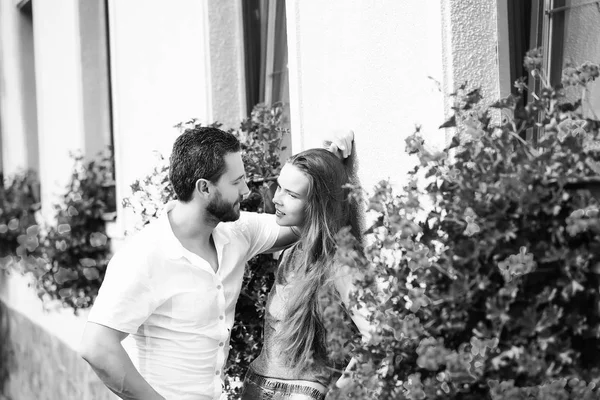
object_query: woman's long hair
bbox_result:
[275,147,362,370]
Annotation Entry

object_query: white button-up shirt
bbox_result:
[88,202,280,399]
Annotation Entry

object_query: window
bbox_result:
[499,0,600,141]
[501,0,600,95]
[242,0,291,159]
[556,0,600,118]
[242,0,290,115]
[500,0,566,95]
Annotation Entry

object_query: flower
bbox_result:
[497,247,536,282]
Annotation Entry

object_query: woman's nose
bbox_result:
[272,187,282,204]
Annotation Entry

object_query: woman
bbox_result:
[240,148,371,400]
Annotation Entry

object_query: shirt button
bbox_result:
[217,285,222,290]
[219,315,224,320]
[219,342,224,347]
[215,370,220,375]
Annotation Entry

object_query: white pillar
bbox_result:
[32,0,86,216]
[0,0,39,177]
[107,0,214,235]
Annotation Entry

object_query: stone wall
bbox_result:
[0,286,115,400]
[0,301,116,400]
[0,271,117,400]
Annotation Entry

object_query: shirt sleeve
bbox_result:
[236,211,280,261]
[87,249,158,335]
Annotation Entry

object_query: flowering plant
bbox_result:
[326,53,600,399]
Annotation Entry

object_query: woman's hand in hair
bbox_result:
[324,129,354,159]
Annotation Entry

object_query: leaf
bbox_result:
[439,115,456,129]
[586,159,600,175]
[448,135,462,149]
[464,88,483,108]
[490,95,517,109]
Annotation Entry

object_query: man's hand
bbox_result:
[325,129,354,159]
[79,322,166,400]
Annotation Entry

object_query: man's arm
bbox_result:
[265,226,299,253]
[79,322,165,400]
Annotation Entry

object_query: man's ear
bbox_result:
[195,179,212,197]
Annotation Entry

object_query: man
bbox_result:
[78,126,353,400]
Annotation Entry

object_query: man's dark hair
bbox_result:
[169,126,241,202]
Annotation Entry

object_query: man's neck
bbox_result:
[168,200,218,246]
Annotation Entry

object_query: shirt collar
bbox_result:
[160,201,184,260]
[159,201,230,260]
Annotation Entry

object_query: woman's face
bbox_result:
[272,163,309,227]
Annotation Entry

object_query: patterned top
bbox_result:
[249,244,333,386]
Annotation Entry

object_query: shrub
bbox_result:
[13,150,115,310]
[326,55,600,399]
[124,103,288,397]
[0,171,40,259]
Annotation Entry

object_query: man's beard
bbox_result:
[207,191,240,222]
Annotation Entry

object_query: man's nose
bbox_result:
[240,180,250,198]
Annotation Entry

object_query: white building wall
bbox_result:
[286,0,500,192]
[1,4,114,395]
[442,0,501,108]
[0,0,237,394]
[1,0,111,207]
[107,0,213,234]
